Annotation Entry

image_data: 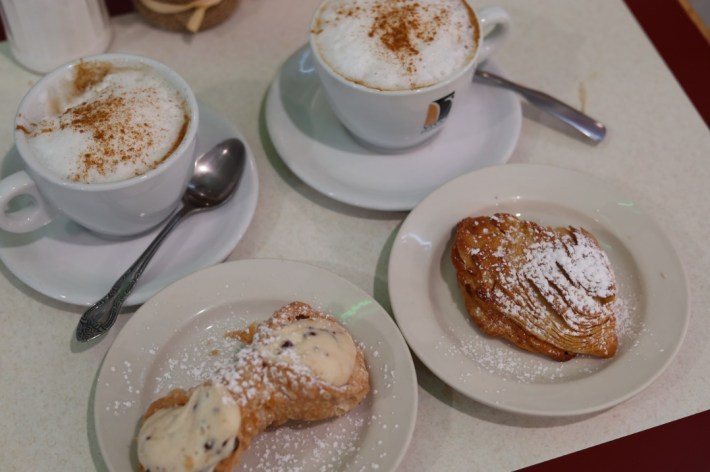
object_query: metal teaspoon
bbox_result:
[75,138,247,343]
[474,69,607,144]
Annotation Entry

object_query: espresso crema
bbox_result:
[311,0,479,91]
[17,60,189,184]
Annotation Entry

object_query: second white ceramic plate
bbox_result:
[388,163,688,416]
[94,259,417,471]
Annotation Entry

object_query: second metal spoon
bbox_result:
[75,138,247,343]
[474,69,607,144]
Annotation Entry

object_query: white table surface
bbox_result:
[1,1,708,471]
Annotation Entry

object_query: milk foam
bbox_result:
[312,0,478,91]
[24,63,188,184]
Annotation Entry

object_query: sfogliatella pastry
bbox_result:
[451,213,618,361]
[136,301,370,472]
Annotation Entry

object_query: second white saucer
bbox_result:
[0,102,259,306]
[265,45,522,211]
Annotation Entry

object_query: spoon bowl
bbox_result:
[75,138,247,342]
[186,143,244,206]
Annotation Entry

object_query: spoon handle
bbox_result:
[474,69,607,144]
[75,204,192,342]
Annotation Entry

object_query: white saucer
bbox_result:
[265,45,522,211]
[94,259,417,472]
[0,103,259,306]
[388,164,689,416]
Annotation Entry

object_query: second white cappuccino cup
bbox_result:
[309,0,511,152]
[0,53,199,237]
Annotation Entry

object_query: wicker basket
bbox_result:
[132,0,240,33]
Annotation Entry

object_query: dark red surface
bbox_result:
[518,409,710,471]
[624,0,710,127]
[106,0,136,16]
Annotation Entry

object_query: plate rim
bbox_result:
[388,162,689,416]
[94,258,418,471]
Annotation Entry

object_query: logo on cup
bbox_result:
[423,92,455,132]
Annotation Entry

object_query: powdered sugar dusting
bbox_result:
[105,303,404,471]
[148,315,245,395]
[233,324,398,471]
[440,264,642,384]
[454,214,620,358]
[104,354,151,416]
[242,414,366,471]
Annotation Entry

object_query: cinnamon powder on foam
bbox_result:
[313,0,478,90]
[18,60,188,184]
[368,2,447,77]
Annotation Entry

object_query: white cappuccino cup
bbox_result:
[0,53,199,237]
[309,0,511,151]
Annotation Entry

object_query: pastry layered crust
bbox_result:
[451,213,618,361]
[138,302,370,471]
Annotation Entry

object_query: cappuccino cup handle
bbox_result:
[476,6,512,63]
[0,171,58,233]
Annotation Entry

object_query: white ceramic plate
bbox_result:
[388,164,688,416]
[0,102,258,306]
[94,259,418,471]
[264,45,521,211]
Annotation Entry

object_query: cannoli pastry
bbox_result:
[136,301,370,471]
[451,213,618,361]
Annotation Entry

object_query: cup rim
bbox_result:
[308,0,481,96]
[13,52,199,191]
